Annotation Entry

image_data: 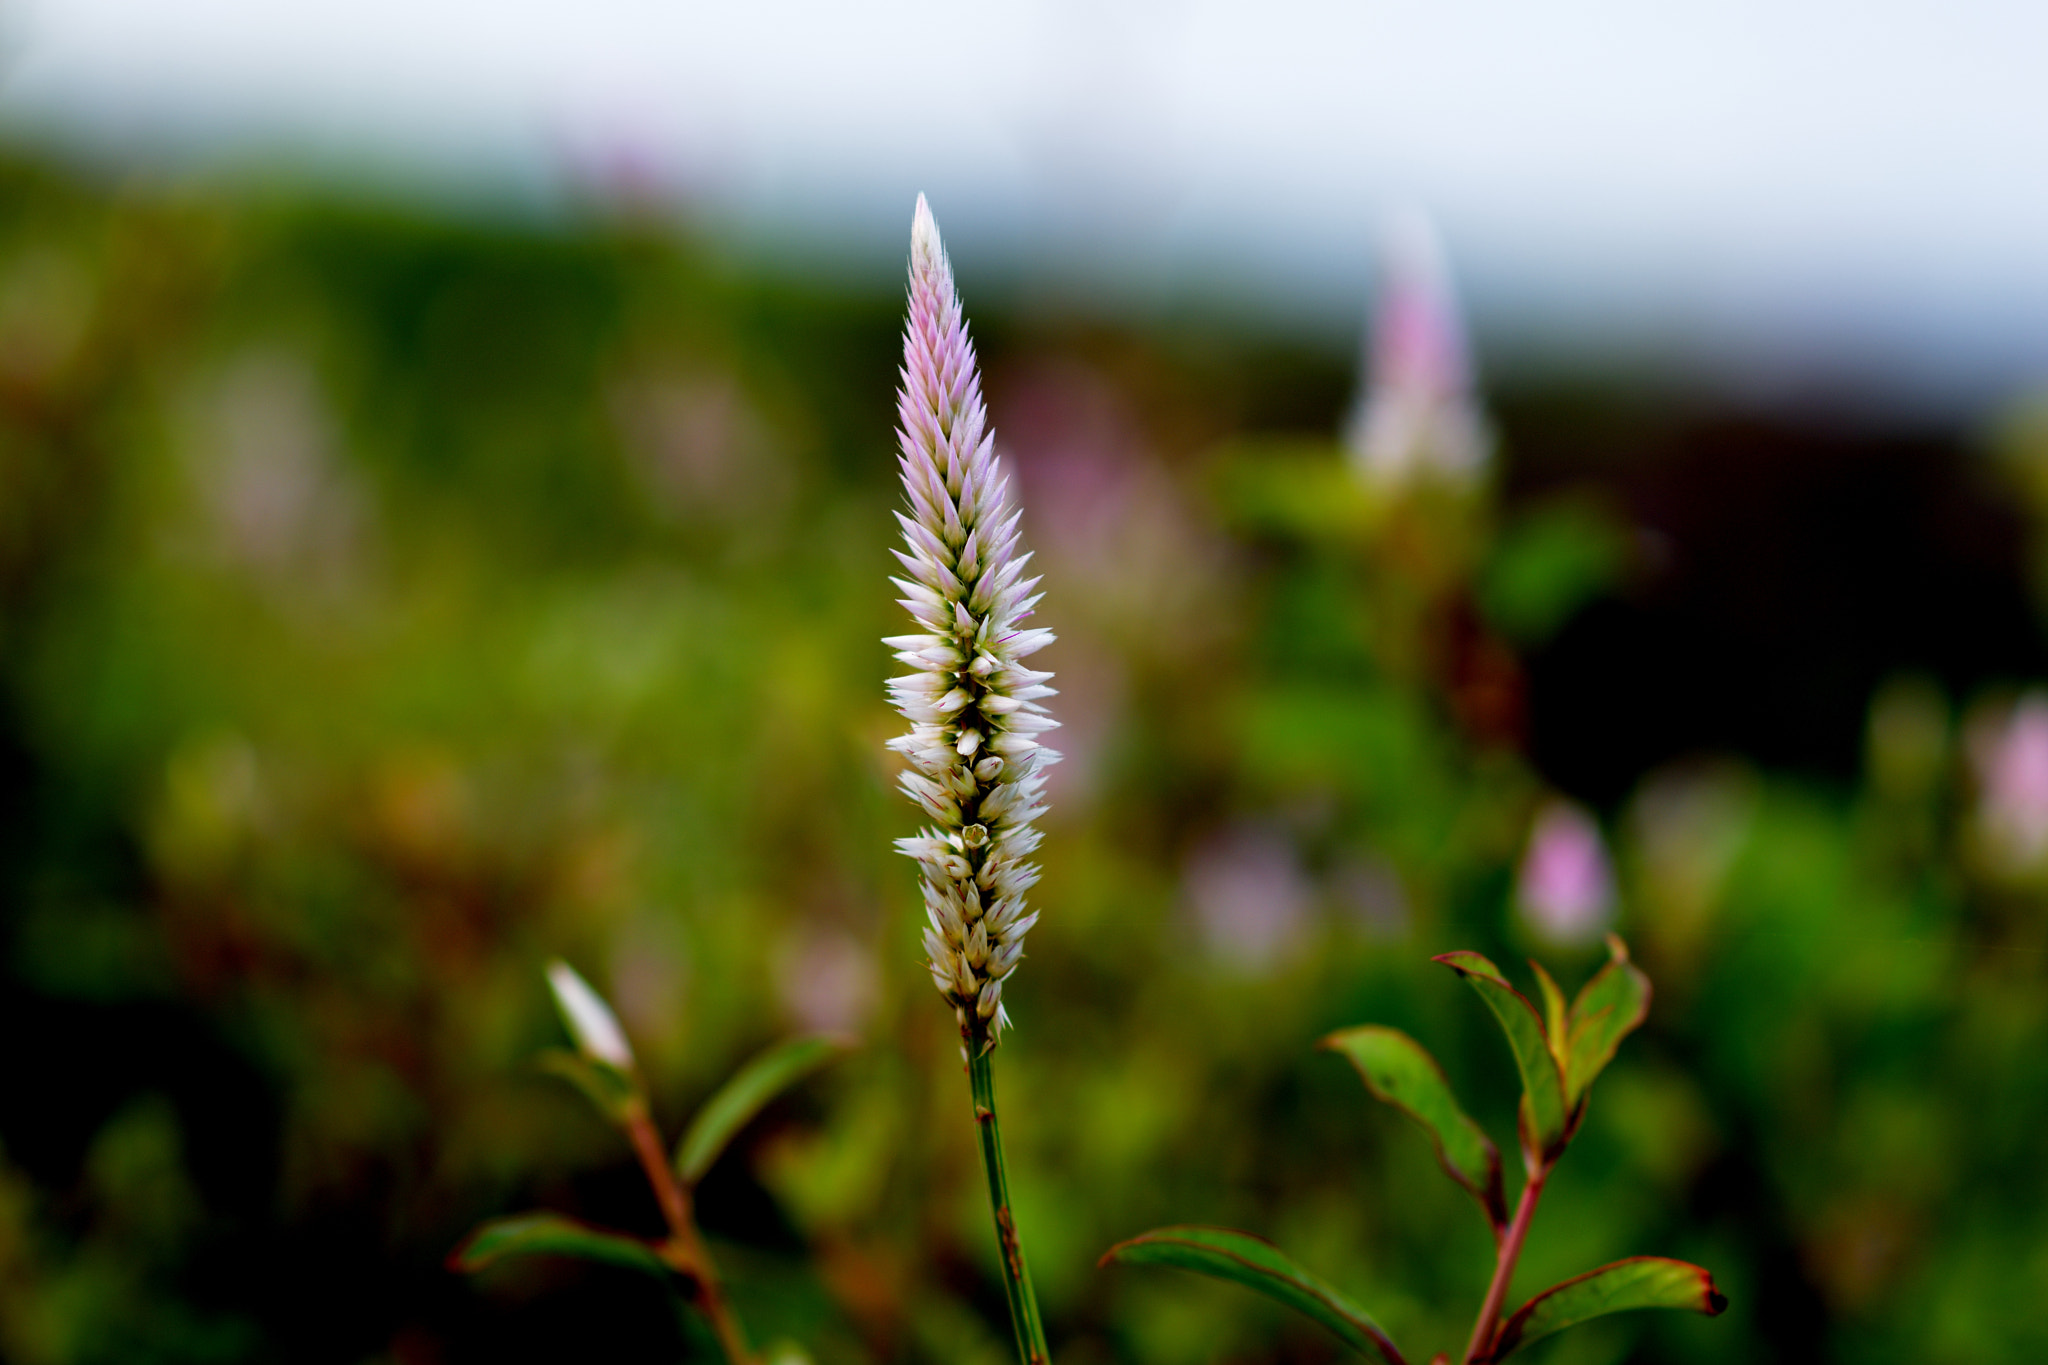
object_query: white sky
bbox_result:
[6,0,2046,405]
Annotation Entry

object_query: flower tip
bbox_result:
[545,959,635,1071]
[911,193,944,272]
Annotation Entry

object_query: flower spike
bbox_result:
[1345,208,1493,489]
[887,195,1059,1049]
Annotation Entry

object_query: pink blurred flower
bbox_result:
[1516,800,1615,946]
[1185,825,1311,971]
[1973,691,2048,873]
[775,926,878,1036]
[1344,209,1493,488]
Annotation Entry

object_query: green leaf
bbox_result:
[1489,1256,1727,1360]
[1434,952,1569,1159]
[1320,1025,1505,1232]
[676,1035,852,1184]
[537,1047,640,1125]
[1560,936,1651,1107]
[1528,961,1569,1067]
[448,1212,670,1279]
[1101,1226,1407,1365]
[1477,501,1632,646]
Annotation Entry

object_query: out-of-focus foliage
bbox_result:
[0,147,2043,1364]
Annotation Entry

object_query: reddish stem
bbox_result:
[625,1101,754,1365]
[1462,1162,1549,1364]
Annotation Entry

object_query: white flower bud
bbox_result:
[545,960,635,1071]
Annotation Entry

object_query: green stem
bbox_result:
[967,1042,1051,1365]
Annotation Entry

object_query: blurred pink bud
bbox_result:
[1516,800,1615,945]
[776,928,879,1036]
[546,959,636,1071]
[1973,691,2048,872]
[1185,825,1311,971]
[1345,209,1493,488]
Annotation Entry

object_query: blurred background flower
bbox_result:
[1345,210,1493,491]
[1514,799,1614,948]
[1969,690,2048,878]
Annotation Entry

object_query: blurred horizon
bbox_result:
[4,0,2047,414]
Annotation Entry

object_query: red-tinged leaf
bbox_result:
[1434,952,1569,1159]
[1489,1256,1728,1360]
[1321,1026,1506,1232]
[449,1212,669,1279]
[1561,936,1651,1107]
[1101,1226,1408,1365]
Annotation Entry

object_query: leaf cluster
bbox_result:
[451,1032,849,1332]
[1103,937,1725,1364]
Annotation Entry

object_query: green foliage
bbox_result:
[460,993,848,1361]
[449,1212,670,1279]
[1434,952,1571,1159]
[1112,941,1719,1364]
[1476,501,1631,645]
[1557,937,1651,1108]
[1490,1257,1727,1360]
[677,1035,854,1184]
[1100,1226,1404,1365]
[536,1047,641,1126]
[1320,1026,1505,1232]
[0,144,2041,1364]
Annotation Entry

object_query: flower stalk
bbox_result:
[970,1048,1051,1365]
[886,194,1057,1364]
[545,961,754,1365]
[1462,1160,1550,1364]
[624,1099,754,1365]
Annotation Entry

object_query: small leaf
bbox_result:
[537,1047,641,1125]
[1490,1256,1727,1360]
[1560,936,1651,1107]
[1528,961,1569,1067]
[1321,1026,1505,1232]
[1434,952,1568,1159]
[449,1212,670,1279]
[676,1035,852,1184]
[1101,1226,1407,1365]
